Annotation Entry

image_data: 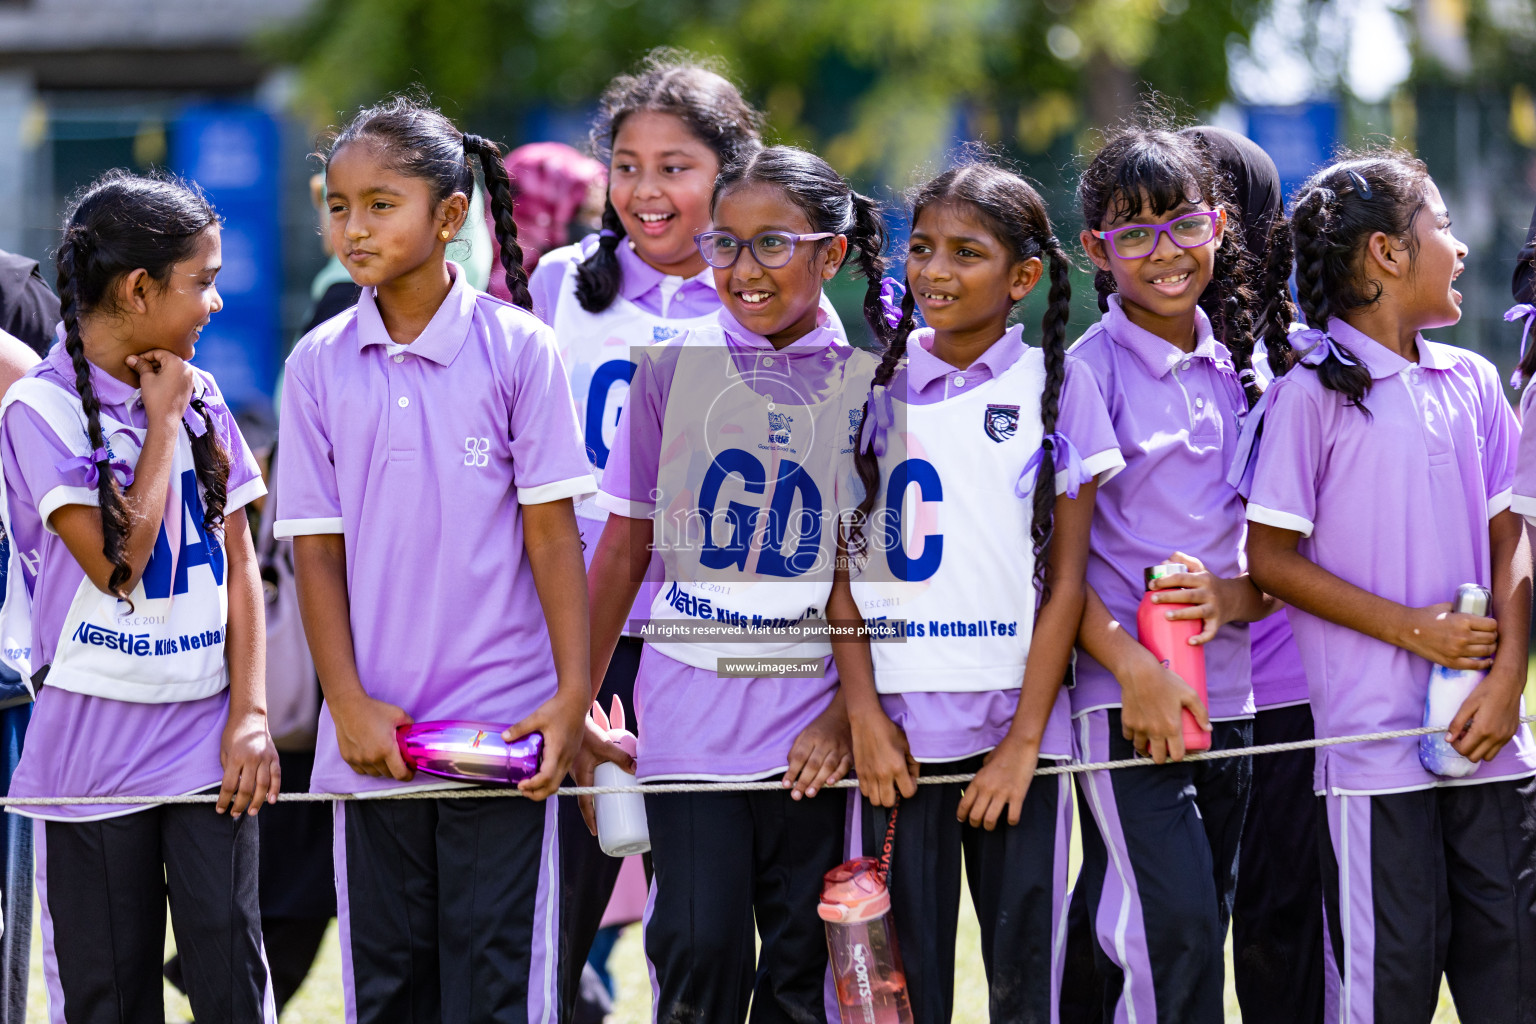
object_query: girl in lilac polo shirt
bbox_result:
[1244,153,1536,1024]
[1067,123,1283,1024]
[827,161,1123,1023]
[0,173,278,1021]
[273,98,598,1024]
[588,146,885,1023]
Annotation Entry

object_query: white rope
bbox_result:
[3,714,1532,807]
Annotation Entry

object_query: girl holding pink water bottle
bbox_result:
[1066,120,1282,1024]
[1242,152,1536,1024]
[827,157,1123,1023]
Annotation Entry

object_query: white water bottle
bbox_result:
[1419,583,1491,779]
[591,697,650,857]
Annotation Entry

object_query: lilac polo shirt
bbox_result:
[1,346,265,819]
[596,308,853,781]
[530,235,722,324]
[1242,318,1534,793]
[274,266,596,795]
[1513,384,1536,525]
[874,324,1124,762]
[1070,295,1255,719]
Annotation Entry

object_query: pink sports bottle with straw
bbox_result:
[819,857,914,1024]
[395,721,543,785]
[1136,562,1210,753]
[591,697,650,856]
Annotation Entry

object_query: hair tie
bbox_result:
[463,132,492,154]
[877,278,906,331]
[1016,432,1088,500]
[1507,303,1536,388]
[1293,327,1358,368]
[859,385,896,458]
[1237,368,1259,387]
[599,228,619,240]
[56,447,133,490]
[1345,170,1374,200]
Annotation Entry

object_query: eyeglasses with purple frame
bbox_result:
[1090,210,1225,261]
[694,230,836,269]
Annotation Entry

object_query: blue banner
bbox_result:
[1244,103,1340,209]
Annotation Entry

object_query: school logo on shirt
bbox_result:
[464,437,491,467]
[984,404,1019,443]
[653,326,681,343]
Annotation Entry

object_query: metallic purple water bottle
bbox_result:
[396,721,543,785]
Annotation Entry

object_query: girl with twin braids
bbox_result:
[273,96,597,1022]
[0,170,278,1020]
[826,157,1124,1023]
[1067,118,1284,1024]
[585,144,885,1023]
[1242,152,1536,1024]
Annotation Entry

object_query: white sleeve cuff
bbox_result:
[225,477,268,516]
[273,516,345,539]
[1246,503,1314,538]
[1488,487,1513,520]
[1074,448,1127,492]
[37,485,101,535]
[1510,493,1536,525]
[517,473,598,506]
[594,490,654,518]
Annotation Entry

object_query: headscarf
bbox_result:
[485,142,607,300]
[1180,125,1283,259]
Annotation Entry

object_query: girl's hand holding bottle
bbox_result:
[783,694,854,801]
[849,704,918,808]
[957,731,1040,831]
[1448,669,1524,763]
[1397,602,1498,671]
[332,690,415,781]
[1145,550,1252,646]
[1116,642,1211,764]
[503,686,588,801]
[571,716,637,835]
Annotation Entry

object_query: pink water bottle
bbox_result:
[395,721,543,785]
[1135,562,1210,754]
[818,857,914,1024]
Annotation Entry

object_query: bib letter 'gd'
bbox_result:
[1135,562,1210,753]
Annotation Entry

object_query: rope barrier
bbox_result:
[3,714,1533,807]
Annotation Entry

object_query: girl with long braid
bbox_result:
[826,159,1122,1023]
[273,97,597,1023]
[1066,120,1283,1024]
[0,171,277,1021]
[1242,152,1536,1024]
[587,145,882,1022]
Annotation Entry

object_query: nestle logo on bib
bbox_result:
[767,410,793,445]
[984,404,1019,443]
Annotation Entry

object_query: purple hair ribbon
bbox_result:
[878,278,906,331]
[1294,327,1357,368]
[1506,304,1535,388]
[599,228,619,240]
[1017,432,1088,500]
[858,384,895,458]
[56,448,133,490]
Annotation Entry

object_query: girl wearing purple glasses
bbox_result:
[1065,119,1282,1024]
[586,144,885,1023]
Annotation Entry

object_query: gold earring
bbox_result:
[440,230,451,240]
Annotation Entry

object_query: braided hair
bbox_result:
[850,162,1072,606]
[56,171,228,602]
[1287,152,1430,409]
[324,95,531,308]
[577,49,765,313]
[712,146,892,346]
[1078,120,1259,403]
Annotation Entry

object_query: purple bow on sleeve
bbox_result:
[1506,304,1535,388]
[858,385,896,458]
[1294,327,1357,368]
[1016,432,1088,500]
[878,278,906,331]
[56,447,134,490]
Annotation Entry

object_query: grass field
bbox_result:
[27,666,1535,1022]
